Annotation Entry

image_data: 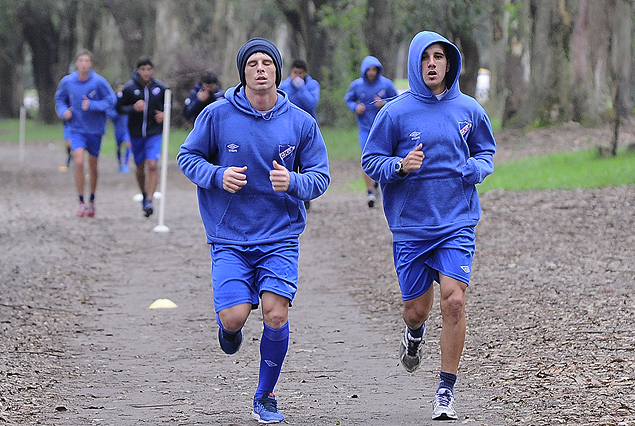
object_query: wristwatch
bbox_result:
[395,160,406,176]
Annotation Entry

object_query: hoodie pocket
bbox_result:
[215,194,293,242]
[397,177,471,228]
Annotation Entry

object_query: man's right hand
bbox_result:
[355,103,366,115]
[223,166,248,193]
[402,143,425,173]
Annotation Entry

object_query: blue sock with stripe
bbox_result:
[438,371,457,393]
[254,322,289,400]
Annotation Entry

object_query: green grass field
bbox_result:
[2,118,634,192]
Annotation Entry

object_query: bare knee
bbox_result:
[218,304,251,332]
[440,292,465,325]
[402,292,433,328]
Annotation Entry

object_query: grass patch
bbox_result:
[479,148,635,192]
[321,126,361,161]
[0,118,191,160]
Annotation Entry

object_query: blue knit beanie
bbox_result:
[236,38,283,87]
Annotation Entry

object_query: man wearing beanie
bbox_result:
[178,38,330,424]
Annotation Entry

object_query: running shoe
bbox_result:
[86,201,95,218]
[432,388,457,420]
[367,192,376,208]
[218,328,242,354]
[119,164,130,173]
[76,202,86,217]
[399,326,424,373]
[143,200,153,218]
[252,393,284,424]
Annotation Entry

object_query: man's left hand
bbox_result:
[270,160,290,192]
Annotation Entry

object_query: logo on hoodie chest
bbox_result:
[459,121,472,138]
[279,144,295,161]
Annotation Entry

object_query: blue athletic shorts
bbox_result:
[210,240,299,313]
[393,228,475,301]
[130,134,162,165]
[69,132,103,157]
[358,128,370,151]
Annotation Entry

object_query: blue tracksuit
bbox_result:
[116,72,167,138]
[279,75,320,121]
[55,70,116,135]
[344,56,398,132]
[361,31,496,242]
[177,84,330,246]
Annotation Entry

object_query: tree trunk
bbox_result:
[18,1,78,124]
[457,35,480,98]
[365,0,396,79]
[570,0,594,122]
[102,0,156,70]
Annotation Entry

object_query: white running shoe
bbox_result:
[432,388,457,420]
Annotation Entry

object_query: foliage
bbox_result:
[478,148,635,192]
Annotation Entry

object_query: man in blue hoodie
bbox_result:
[116,57,167,218]
[55,50,117,218]
[178,38,330,424]
[362,31,496,420]
[345,56,398,208]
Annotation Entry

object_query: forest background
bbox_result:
[1,0,634,134]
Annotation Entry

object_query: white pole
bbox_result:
[153,89,171,233]
[19,106,26,163]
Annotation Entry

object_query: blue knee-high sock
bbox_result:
[124,147,131,165]
[254,322,289,400]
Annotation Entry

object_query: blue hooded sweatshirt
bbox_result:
[55,70,116,136]
[361,31,496,242]
[177,84,330,246]
[344,56,398,131]
[279,75,320,121]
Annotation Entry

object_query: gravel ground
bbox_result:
[1,122,634,425]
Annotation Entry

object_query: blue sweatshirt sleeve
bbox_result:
[344,80,360,113]
[88,81,116,113]
[461,112,496,184]
[361,107,403,183]
[177,108,226,190]
[286,120,330,201]
[54,80,70,118]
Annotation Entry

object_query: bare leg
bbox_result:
[438,273,467,374]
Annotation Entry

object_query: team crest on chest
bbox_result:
[459,121,472,137]
[279,144,295,161]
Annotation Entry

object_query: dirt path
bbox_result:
[1,123,635,425]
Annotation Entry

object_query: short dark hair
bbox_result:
[290,59,308,72]
[76,49,93,61]
[201,70,219,85]
[136,56,154,69]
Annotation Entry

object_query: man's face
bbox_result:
[137,65,154,85]
[365,66,379,82]
[244,52,277,92]
[421,43,450,95]
[290,67,307,81]
[75,54,92,74]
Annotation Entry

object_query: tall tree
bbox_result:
[365,0,397,79]
[101,0,156,70]
[17,0,78,124]
[0,0,24,118]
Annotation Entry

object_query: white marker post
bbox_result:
[153,89,171,233]
[19,106,26,164]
